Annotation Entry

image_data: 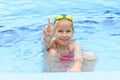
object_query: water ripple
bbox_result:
[0,30,23,47]
[0,25,4,28]
[110,34,120,36]
[75,20,98,24]
[115,12,120,15]
[17,24,45,32]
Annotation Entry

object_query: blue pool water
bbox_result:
[0,0,120,72]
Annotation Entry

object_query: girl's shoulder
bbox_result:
[71,41,82,47]
[70,41,82,52]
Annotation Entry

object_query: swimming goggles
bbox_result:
[53,14,73,25]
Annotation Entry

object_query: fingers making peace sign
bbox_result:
[43,18,54,38]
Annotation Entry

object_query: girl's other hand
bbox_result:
[67,67,81,72]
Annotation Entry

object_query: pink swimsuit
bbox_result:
[59,52,74,71]
[54,42,74,71]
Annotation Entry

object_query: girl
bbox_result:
[42,14,97,72]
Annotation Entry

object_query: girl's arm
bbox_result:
[67,43,82,72]
[42,18,54,50]
[42,36,52,50]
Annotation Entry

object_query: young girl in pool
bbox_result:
[42,14,97,72]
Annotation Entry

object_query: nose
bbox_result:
[63,32,67,37]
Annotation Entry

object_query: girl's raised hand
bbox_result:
[43,18,54,38]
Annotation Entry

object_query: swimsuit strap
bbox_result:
[54,41,58,49]
[67,44,70,53]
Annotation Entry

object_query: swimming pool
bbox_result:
[0,0,120,73]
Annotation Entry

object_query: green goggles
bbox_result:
[53,14,73,25]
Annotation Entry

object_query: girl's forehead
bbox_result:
[58,19,72,25]
[54,19,73,31]
[56,20,72,27]
[56,24,72,30]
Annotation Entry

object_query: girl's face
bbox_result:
[54,19,73,46]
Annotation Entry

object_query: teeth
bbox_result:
[60,39,68,41]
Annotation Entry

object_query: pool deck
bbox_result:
[0,71,120,80]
